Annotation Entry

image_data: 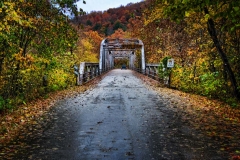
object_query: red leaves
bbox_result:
[232,155,240,160]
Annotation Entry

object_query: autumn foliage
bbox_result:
[0,0,240,159]
[135,0,240,104]
[0,1,82,112]
[73,0,240,105]
[1,0,240,110]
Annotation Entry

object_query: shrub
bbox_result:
[0,96,13,112]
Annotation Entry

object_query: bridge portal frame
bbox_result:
[99,38,145,73]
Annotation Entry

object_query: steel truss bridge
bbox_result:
[75,38,160,85]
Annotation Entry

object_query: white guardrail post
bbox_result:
[79,62,85,85]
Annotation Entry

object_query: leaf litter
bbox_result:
[134,71,240,159]
[0,74,107,159]
[0,71,239,159]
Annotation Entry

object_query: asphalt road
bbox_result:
[11,69,227,160]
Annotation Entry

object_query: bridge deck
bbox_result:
[9,69,226,159]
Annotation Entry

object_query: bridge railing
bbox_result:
[132,63,163,83]
[75,62,111,85]
[75,62,165,85]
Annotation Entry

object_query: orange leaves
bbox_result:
[14,53,34,62]
[86,30,102,40]
[107,28,127,39]
[186,48,196,56]
[14,52,35,68]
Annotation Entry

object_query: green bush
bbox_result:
[199,72,223,97]
[171,63,228,100]
[0,96,5,111]
[0,96,13,112]
[48,69,70,91]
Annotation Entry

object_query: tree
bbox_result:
[51,0,86,16]
[108,28,127,39]
[113,20,126,31]
[75,31,102,62]
[86,20,93,26]
[157,0,240,99]
[0,0,79,108]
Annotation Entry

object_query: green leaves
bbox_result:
[52,0,86,16]
[0,1,3,8]
[233,7,239,12]
[182,0,188,4]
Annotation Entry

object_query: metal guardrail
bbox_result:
[133,68,161,81]
[132,63,163,82]
[75,62,112,85]
[133,63,175,87]
[79,68,111,85]
[75,62,161,85]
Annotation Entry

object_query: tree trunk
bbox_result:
[204,7,240,99]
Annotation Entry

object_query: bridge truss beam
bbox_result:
[99,38,145,73]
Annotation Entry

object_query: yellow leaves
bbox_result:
[192,23,202,29]
[81,39,93,51]
[196,57,206,65]
[0,1,33,34]
[41,58,50,65]
[204,13,210,21]
[0,5,18,33]
[175,67,183,74]
[144,6,164,26]
[188,73,194,79]
[49,69,69,90]
[75,30,102,62]
[185,11,191,17]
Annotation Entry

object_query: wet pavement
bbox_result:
[6,69,228,159]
